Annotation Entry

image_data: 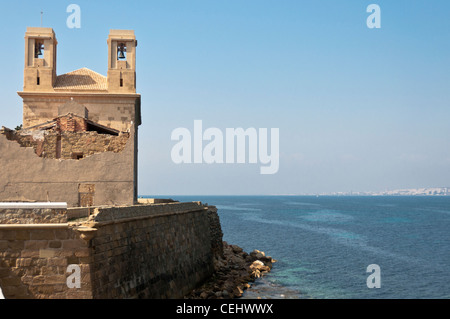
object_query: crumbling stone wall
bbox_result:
[1,129,129,160]
[43,132,129,159]
[1,129,41,150]
[0,128,137,207]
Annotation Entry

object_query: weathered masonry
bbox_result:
[0,201,224,299]
[0,27,141,207]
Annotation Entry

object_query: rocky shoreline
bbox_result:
[185,242,276,299]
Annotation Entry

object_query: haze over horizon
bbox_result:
[0,1,449,196]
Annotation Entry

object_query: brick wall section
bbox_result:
[0,202,224,299]
[56,116,87,133]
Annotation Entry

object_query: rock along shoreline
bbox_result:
[185,242,276,299]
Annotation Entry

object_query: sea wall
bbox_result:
[0,202,223,299]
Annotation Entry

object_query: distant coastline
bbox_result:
[299,187,450,197]
[144,187,450,198]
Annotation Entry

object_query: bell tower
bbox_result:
[107,30,137,93]
[23,27,57,91]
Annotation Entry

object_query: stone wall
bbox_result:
[0,127,137,207]
[2,129,129,160]
[207,206,224,259]
[19,94,140,132]
[0,209,67,224]
[88,204,215,298]
[43,132,129,160]
[0,202,224,299]
[0,223,93,299]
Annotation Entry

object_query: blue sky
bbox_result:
[1,1,450,195]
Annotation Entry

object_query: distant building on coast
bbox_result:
[318,187,450,196]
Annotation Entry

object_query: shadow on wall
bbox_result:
[0,266,33,299]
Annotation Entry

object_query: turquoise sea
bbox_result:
[146,195,450,299]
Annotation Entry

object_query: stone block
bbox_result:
[30,230,55,240]
[74,248,90,257]
[78,257,93,265]
[0,230,16,240]
[25,267,41,277]
[62,239,83,249]
[15,230,30,241]
[16,258,32,267]
[44,274,66,285]
[54,229,70,240]
[39,249,56,258]
[48,258,67,267]
[24,240,48,250]
[48,240,62,249]
[67,256,79,265]
[40,266,58,276]
[0,240,8,249]
[21,250,40,258]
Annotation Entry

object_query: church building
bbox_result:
[0,27,141,207]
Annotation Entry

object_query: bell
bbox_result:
[117,43,126,60]
[118,49,126,60]
[35,43,43,58]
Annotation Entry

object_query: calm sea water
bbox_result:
[147,195,450,299]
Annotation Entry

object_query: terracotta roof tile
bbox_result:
[54,68,107,91]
